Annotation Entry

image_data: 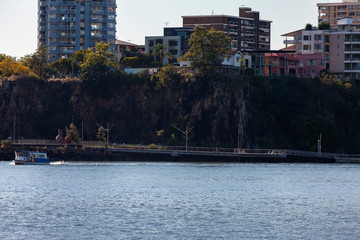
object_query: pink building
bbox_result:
[265,50,326,78]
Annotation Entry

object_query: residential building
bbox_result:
[115,40,144,61]
[145,36,182,65]
[38,0,117,62]
[281,18,360,79]
[318,0,360,30]
[145,27,193,65]
[182,7,271,52]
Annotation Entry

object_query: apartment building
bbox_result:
[38,0,117,62]
[318,0,360,29]
[182,7,271,52]
[282,18,360,79]
[145,27,193,65]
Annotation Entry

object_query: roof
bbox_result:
[182,15,272,23]
[281,29,304,37]
[115,40,143,47]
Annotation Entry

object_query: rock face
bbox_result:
[1,75,360,153]
[0,76,249,148]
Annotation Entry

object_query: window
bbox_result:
[303,35,310,41]
[314,35,322,41]
[168,40,178,47]
[303,45,311,50]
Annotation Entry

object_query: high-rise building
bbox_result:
[318,0,360,29]
[182,7,271,52]
[38,0,117,62]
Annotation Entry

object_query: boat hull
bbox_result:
[13,159,50,165]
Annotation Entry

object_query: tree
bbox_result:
[318,22,330,30]
[79,42,116,82]
[96,127,106,143]
[0,54,15,62]
[20,46,50,79]
[50,58,74,77]
[151,43,172,65]
[0,59,31,77]
[181,26,231,76]
[65,123,81,144]
[305,23,313,30]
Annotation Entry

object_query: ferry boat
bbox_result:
[13,151,50,165]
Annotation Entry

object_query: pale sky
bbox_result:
[0,0,329,58]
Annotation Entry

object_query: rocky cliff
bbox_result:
[1,74,359,153]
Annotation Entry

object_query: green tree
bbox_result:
[50,58,74,77]
[151,43,172,65]
[79,42,116,82]
[318,22,330,30]
[181,26,231,76]
[65,123,81,144]
[20,46,50,79]
[305,23,313,30]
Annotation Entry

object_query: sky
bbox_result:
[0,0,335,58]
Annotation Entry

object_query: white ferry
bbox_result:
[13,151,50,165]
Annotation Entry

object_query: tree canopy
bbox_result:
[181,26,231,76]
[79,42,116,82]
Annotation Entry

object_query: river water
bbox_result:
[0,161,360,240]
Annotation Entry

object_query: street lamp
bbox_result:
[173,125,193,152]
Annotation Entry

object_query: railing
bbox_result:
[11,139,360,161]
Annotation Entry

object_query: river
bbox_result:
[0,161,360,239]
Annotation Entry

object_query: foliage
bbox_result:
[65,123,81,144]
[0,59,31,77]
[121,56,140,68]
[305,23,313,30]
[96,127,106,142]
[50,58,75,77]
[151,43,172,64]
[1,139,12,149]
[0,54,16,62]
[318,22,330,30]
[19,46,50,80]
[79,42,116,82]
[150,65,181,88]
[181,26,231,77]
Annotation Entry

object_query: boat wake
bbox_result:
[51,161,66,165]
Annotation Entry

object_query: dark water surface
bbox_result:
[1,161,360,240]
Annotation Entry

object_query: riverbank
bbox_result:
[1,144,360,164]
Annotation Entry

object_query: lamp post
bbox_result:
[96,123,115,148]
[173,125,193,152]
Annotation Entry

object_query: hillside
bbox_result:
[1,73,359,153]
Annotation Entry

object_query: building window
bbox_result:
[303,45,311,50]
[303,35,311,41]
[168,40,178,47]
[314,35,322,41]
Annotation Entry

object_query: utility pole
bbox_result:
[96,122,115,148]
[318,133,322,156]
[173,125,193,152]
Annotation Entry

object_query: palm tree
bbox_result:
[151,43,172,65]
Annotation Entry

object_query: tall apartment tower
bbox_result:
[318,0,360,29]
[38,0,117,62]
[182,7,271,52]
